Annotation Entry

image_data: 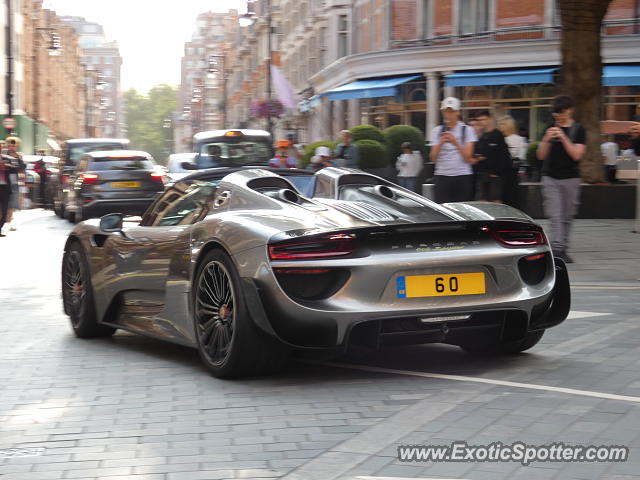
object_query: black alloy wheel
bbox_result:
[62,242,115,338]
[193,249,288,378]
[195,260,236,367]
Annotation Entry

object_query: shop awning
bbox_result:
[603,65,640,86]
[325,74,422,101]
[444,68,557,87]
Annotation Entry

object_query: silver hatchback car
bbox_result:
[65,150,165,223]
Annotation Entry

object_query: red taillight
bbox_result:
[61,174,69,185]
[150,172,164,183]
[483,226,546,247]
[82,173,99,185]
[525,253,546,261]
[269,233,356,260]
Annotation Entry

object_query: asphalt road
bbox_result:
[1,210,639,480]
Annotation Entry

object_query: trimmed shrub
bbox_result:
[383,124,427,162]
[301,141,337,168]
[526,141,540,167]
[349,124,387,145]
[355,139,389,169]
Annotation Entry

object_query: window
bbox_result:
[338,14,349,58]
[153,183,217,227]
[320,26,328,67]
[459,0,489,35]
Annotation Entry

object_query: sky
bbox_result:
[45,0,246,94]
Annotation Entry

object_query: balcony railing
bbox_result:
[390,18,640,49]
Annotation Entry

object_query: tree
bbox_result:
[557,0,613,183]
[122,84,178,164]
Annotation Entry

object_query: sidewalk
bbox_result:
[539,219,640,285]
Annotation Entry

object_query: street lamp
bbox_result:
[238,0,273,137]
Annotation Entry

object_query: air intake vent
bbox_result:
[330,201,395,222]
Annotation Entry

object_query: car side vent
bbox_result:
[330,201,395,222]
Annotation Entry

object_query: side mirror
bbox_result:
[99,213,124,233]
[181,161,198,170]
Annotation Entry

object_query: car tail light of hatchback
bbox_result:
[150,172,165,183]
[82,173,99,185]
[483,226,547,247]
[269,233,356,260]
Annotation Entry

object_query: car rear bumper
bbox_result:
[241,259,571,351]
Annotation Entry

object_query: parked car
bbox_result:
[62,166,570,378]
[166,152,197,182]
[63,150,165,223]
[23,155,60,207]
[53,138,130,218]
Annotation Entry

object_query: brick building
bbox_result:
[59,16,124,138]
[1,0,86,152]
[304,0,640,142]
[174,11,231,152]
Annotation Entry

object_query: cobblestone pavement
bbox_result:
[1,210,639,480]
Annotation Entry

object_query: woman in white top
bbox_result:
[498,115,527,163]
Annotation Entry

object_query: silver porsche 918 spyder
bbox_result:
[62,166,570,377]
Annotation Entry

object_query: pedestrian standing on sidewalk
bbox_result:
[269,140,299,168]
[474,111,511,203]
[0,154,19,237]
[3,137,25,232]
[396,142,423,193]
[429,97,478,203]
[335,130,360,168]
[537,96,586,263]
[600,135,619,183]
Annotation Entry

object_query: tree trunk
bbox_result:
[558,0,613,183]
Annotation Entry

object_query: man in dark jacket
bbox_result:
[536,96,586,264]
[0,155,19,236]
[474,111,511,203]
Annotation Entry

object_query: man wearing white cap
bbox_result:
[429,97,478,203]
[308,145,336,172]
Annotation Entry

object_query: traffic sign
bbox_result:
[3,117,16,129]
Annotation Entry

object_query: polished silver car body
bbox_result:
[63,167,569,370]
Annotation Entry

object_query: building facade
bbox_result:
[197,0,639,145]
[60,16,124,138]
[304,0,640,142]
[175,11,231,152]
[1,0,86,153]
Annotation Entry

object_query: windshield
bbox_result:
[287,176,316,197]
[89,156,155,171]
[68,143,128,165]
[197,139,271,168]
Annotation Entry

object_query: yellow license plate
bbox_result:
[397,273,486,298]
[111,181,140,188]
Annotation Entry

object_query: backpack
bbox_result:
[438,124,468,144]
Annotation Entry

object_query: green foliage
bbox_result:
[301,141,337,168]
[349,124,387,145]
[355,139,389,169]
[383,125,427,162]
[526,141,540,167]
[123,84,178,164]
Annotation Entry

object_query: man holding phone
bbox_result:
[537,95,586,263]
[429,97,478,203]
